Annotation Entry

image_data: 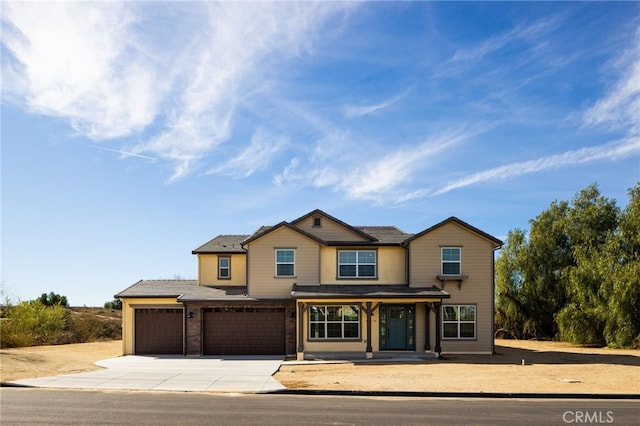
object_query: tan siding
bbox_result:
[246,227,320,298]
[295,216,369,241]
[198,254,246,286]
[320,246,406,284]
[409,222,495,353]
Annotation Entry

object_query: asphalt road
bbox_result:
[1,389,638,425]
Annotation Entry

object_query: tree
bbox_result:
[556,185,619,346]
[37,292,69,307]
[104,299,122,310]
[495,182,640,347]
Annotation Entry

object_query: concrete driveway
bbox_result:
[8,355,286,393]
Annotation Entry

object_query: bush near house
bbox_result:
[0,300,122,348]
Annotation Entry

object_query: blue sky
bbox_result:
[2,2,639,307]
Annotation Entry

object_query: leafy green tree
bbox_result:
[38,292,69,307]
[495,182,640,347]
[104,299,122,310]
[556,185,619,346]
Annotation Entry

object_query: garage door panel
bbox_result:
[204,307,285,355]
[135,308,183,355]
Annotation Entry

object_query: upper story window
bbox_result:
[441,247,461,275]
[313,217,322,227]
[275,249,295,277]
[218,256,230,279]
[338,250,376,278]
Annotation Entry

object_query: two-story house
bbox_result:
[115,209,502,359]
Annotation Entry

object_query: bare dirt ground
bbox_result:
[1,339,638,394]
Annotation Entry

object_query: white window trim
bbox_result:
[218,256,230,279]
[308,305,360,340]
[275,248,295,277]
[442,304,476,340]
[337,249,377,278]
[441,247,462,275]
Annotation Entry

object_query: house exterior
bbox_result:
[115,209,502,359]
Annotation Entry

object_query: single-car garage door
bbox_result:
[135,308,183,354]
[204,307,285,355]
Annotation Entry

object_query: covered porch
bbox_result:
[291,284,450,361]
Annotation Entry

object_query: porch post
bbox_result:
[434,302,442,358]
[297,302,305,361]
[365,302,373,359]
[424,303,431,351]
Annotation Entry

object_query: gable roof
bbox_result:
[192,235,249,254]
[403,216,502,247]
[291,209,378,242]
[241,221,327,246]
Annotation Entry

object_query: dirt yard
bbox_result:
[1,339,638,394]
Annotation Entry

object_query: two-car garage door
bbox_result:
[203,307,285,355]
[134,306,286,355]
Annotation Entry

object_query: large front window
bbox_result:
[442,305,476,339]
[338,250,376,278]
[309,305,360,339]
[275,249,295,277]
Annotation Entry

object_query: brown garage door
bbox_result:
[204,307,285,355]
[135,308,183,354]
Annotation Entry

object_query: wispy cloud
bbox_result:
[450,14,564,63]
[275,127,486,204]
[583,50,640,134]
[94,146,156,161]
[344,88,412,118]
[432,137,640,196]
[1,2,353,180]
[1,2,160,139]
[207,128,288,178]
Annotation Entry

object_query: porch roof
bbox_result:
[291,284,450,299]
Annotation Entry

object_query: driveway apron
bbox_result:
[8,355,286,393]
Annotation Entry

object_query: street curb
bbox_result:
[271,389,640,399]
[0,382,34,388]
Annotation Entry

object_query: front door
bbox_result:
[379,304,415,350]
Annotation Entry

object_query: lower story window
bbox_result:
[442,305,476,339]
[309,305,360,339]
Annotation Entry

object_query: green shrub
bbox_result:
[0,301,67,348]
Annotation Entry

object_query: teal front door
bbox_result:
[380,305,415,350]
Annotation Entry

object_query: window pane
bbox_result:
[327,323,342,338]
[277,264,294,276]
[327,306,341,321]
[459,306,475,321]
[443,248,460,261]
[344,323,359,338]
[219,269,229,278]
[339,251,356,263]
[219,258,229,267]
[460,323,475,338]
[310,323,325,339]
[443,262,460,275]
[339,265,356,277]
[443,306,458,321]
[357,251,376,263]
[309,306,325,321]
[443,323,458,338]
[358,265,375,277]
[342,306,359,321]
[276,250,294,262]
